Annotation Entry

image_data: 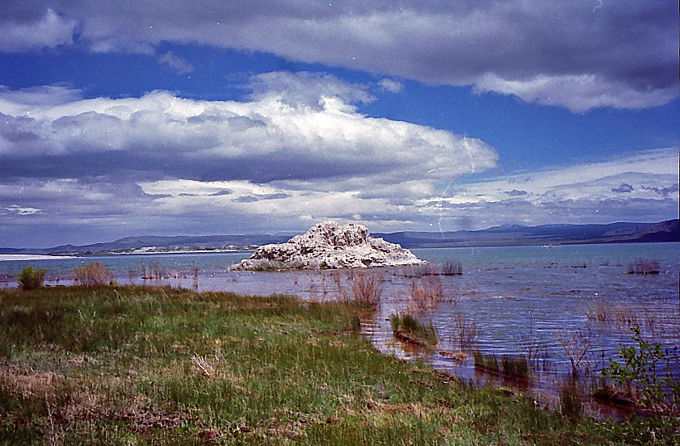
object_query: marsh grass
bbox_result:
[473,351,529,380]
[350,272,382,306]
[0,286,653,445]
[390,313,438,348]
[627,259,660,275]
[449,312,478,352]
[408,275,449,313]
[440,261,463,276]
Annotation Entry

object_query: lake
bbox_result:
[2,242,678,416]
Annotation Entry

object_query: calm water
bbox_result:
[2,243,678,414]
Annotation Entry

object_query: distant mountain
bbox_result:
[1,219,677,255]
[0,234,290,256]
[375,219,679,248]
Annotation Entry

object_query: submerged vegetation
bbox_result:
[1,285,660,445]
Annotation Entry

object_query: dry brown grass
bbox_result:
[408,276,446,313]
[349,271,383,305]
[587,303,639,328]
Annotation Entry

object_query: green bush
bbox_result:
[16,266,46,290]
[602,325,679,411]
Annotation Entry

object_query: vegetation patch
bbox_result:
[473,351,529,380]
[627,259,660,275]
[0,286,670,444]
[390,313,438,348]
[16,267,46,291]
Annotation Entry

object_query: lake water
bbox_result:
[1,243,678,415]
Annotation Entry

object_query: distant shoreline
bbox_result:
[0,254,77,262]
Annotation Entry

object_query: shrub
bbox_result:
[602,325,679,412]
[73,262,113,286]
[16,266,46,290]
[557,329,592,378]
[601,325,680,443]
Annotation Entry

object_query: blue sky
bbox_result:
[0,1,678,247]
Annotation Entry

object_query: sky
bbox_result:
[0,0,678,247]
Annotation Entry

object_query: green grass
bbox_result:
[473,351,529,380]
[0,285,671,445]
[390,313,438,347]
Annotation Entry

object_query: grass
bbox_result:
[350,272,383,306]
[0,285,668,445]
[389,313,438,348]
[408,276,446,313]
[473,351,529,380]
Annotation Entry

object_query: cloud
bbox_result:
[0,73,501,244]
[0,146,676,245]
[0,73,497,186]
[248,71,375,109]
[4,204,41,215]
[378,78,403,94]
[158,51,193,75]
[0,8,77,53]
[0,84,82,106]
[611,183,634,193]
[1,1,675,110]
[421,148,679,228]
[642,183,679,197]
[475,74,679,112]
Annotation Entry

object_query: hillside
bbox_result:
[1,219,677,255]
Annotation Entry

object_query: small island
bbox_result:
[231,221,426,270]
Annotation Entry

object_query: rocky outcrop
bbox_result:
[231,221,425,270]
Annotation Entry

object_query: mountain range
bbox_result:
[1,219,678,256]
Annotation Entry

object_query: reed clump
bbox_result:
[440,261,463,276]
[73,262,113,286]
[627,259,660,275]
[449,312,478,352]
[587,303,639,327]
[473,351,529,379]
[350,271,382,306]
[408,275,445,312]
[390,313,438,347]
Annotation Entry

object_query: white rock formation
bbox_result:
[231,221,425,270]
